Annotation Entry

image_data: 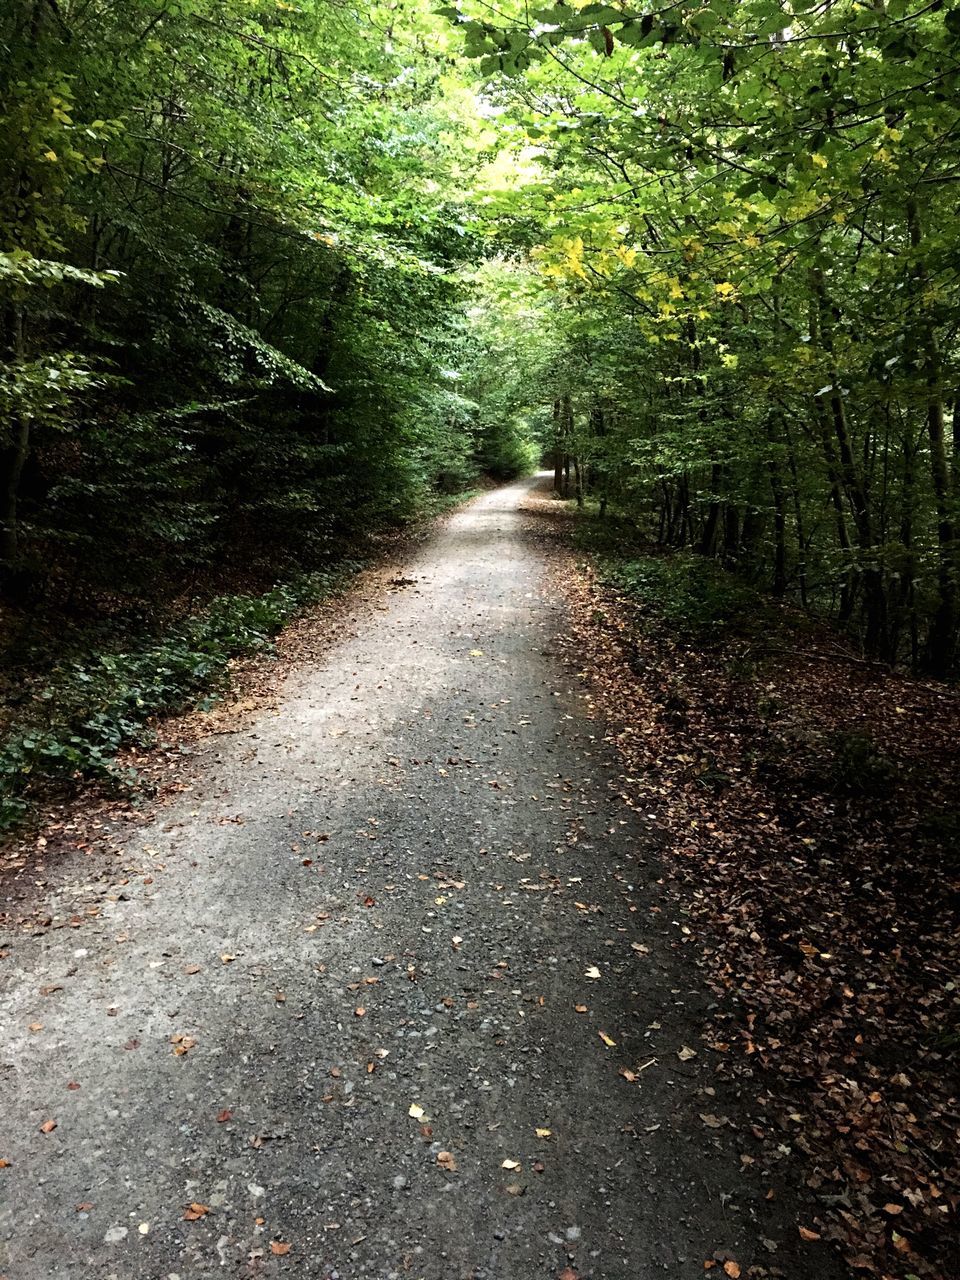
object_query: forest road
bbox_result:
[0,476,845,1279]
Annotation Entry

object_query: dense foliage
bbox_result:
[448,0,960,675]
[0,0,533,631]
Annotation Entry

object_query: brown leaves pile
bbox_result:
[553,541,960,1280]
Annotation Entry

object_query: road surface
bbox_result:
[0,477,843,1278]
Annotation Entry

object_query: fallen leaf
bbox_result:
[408,1103,425,1120]
[574,1003,588,1013]
[559,1269,578,1280]
[270,1241,292,1256]
[437,1150,457,1172]
[220,954,235,964]
[535,1127,552,1138]
[183,1202,209,1221]
[882,1203,903,1215]
[183,964,201,975]
[677,1045,697,1061]
[67,1081,80,1091]
[723,1263,741,1278]
[584,966,601,979]
[798,1226,821,1241]
[505,1182,524,1195]
[598,1030,616,1047]
[700,1113,726,1129]
[354,1007,365,1017]
[0,1159,11,1168]
[619,1068,638,1082]
[501,1159,520,1170]
[39,1119,57,1133]
[216,1109,233,1123]
[75,1201,93,1211]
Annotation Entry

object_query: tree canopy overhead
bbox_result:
[448,0,960,673]
[2,0,960,672]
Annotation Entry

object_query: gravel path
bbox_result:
[0,477,844,1279]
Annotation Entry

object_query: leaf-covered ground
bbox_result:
[529,493,959,1280]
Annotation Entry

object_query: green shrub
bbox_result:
[827,730,898,797]
[604,552,766,638]
[0,565,359,830]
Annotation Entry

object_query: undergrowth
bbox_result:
[0,564,360,831]
[597,550,771,640]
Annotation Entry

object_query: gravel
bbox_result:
[0,477,845,1278]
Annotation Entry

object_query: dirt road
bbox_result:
[0,478,843,1278]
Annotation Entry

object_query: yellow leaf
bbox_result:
[535,1128,552,1138]
[408,1103,425,1120]
[598,1030,616,1047]
[43,150,58,162]
[811,152,828,168]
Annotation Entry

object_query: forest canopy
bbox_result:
[3,0,960,674]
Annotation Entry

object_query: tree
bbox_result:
[446,0,960,671]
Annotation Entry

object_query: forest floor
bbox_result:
[0,476,953,1280]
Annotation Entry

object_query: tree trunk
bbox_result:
[907,198,957,674]
[768,446,787,596]
[811,272,883,646]
[699,462,723,556]
[0,303,29,570]
[552,399,563,494]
